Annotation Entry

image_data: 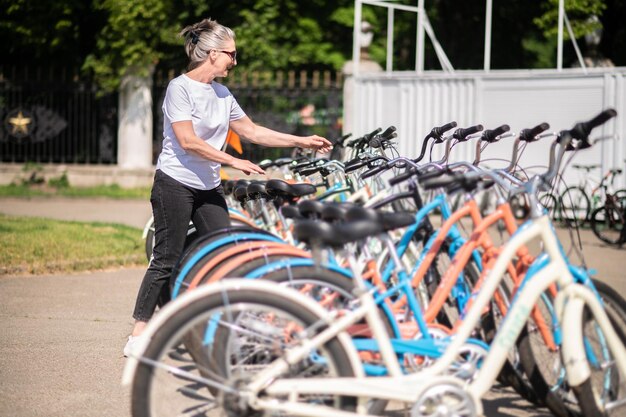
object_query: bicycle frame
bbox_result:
[187,215,625,417]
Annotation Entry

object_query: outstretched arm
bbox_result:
[230,116,332,153]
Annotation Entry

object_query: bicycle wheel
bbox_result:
[539,192,560,221]
[481,271,543,405]
[590,204,624,246]
[572,294,626,417]
[518,280,626,417]
[131,283,359,417]
[510,194,530,220]
[560,187,590,227]
[517,289,574,416]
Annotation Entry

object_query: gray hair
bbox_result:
[180,19,236,70]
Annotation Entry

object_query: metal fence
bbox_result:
[0,66,118,164]
[0,67,343,166]
[152,69,344,164]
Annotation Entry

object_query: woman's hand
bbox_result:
[230,158,265,176]
[298,135,333,154]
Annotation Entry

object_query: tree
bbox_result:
[0,0,104,67]
[2,0,624,89]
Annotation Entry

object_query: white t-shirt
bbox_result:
[157,74,246,190]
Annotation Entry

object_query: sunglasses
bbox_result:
[218,50,237,61]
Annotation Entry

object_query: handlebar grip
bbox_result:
[381,126,397,139]
[570,108,618,140]
[519,122,550,142]
[333,133,352,146]
[481,124,510,143]
[289,162,312,172]
[344,156,361,168]
[360,164,388,179]
[431,121,458,138]
[299,167,323,177]
[383,132,398,141]
[364,127,383,141]
[344,160,369,173]
[388,168,418,186]
[420,175,455,191]
[370,132,399,148]
[453,124,484,141]
[345,135,365,148]
[417,167,448,182]
[258,159,276,170]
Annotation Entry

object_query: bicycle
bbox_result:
[124,109,626,417]
[559,157,626,227]
[590,181,626,247]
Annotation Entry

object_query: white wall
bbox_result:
[347,68,626,190]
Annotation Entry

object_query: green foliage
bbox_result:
[3,0,624,91]
[19,163,45,186]
[83,0,178,91]
[0,0,103,66]
[522,36,559,68]
[534,0,607,40]
[231,0,352,72]
[0,214,143,275]
[47,172,70,189]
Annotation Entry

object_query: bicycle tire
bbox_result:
[510,194,530,220]
[176,243,300,296]
[169,226,277,292]
[560,187,590,227]
[517,289,575,416]
[478,271,543,405]
[539,192,560,222]
[131,285,359,417]
[572,288,626,417]
[590,204,625,246]
[517,279,626,417]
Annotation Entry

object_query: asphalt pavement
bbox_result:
[0,196,624,416]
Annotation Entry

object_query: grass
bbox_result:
[0,183,151,199]
[0,214,145,275]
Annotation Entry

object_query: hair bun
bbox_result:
[190,30,199,44]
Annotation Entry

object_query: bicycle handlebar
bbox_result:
[429,121,458,139]
[571,108,617,141]
[519,123,550,142]
[415,121,457,163]
[453,124,484,141]
[332,133,352,147]
[481,124,510,143]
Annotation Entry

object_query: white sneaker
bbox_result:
[123,335,143,358]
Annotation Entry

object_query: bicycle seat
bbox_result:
[265,179,316,200]
[297,199,326,219]
[280,205,303,220]
[233,180,252,203]
[346,206,415,231]
[222,180,236,196]
[293,219,382,248]
[246,181,269,200]
[320,202,357,223]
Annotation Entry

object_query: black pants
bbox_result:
[132,170,230,321]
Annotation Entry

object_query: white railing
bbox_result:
[345,67,626,188]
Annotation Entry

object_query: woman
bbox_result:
[124,18,331,356]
